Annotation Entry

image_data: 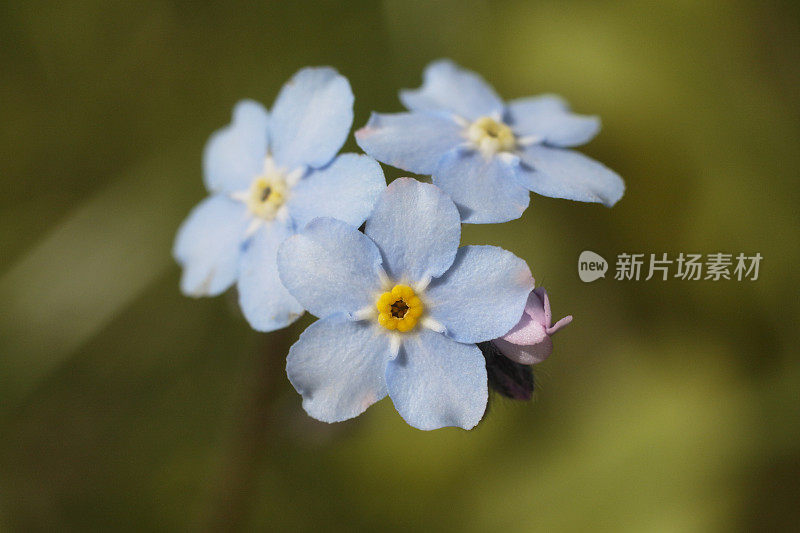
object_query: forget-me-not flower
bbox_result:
[277,178,534,430]
[355,59,624,223]
[173,67,385,331]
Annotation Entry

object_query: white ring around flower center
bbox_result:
[466,116,516,155]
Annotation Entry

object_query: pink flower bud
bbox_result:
[492,287,572,365]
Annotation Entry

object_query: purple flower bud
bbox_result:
[479,340,535,401]
[492,287,572,365]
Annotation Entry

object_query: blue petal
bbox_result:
[287,315,391,423]
[516,145,625,207]
[364,178,460,283]
[277,217,383,318]
[287,153,386,230]
[426,245,534,344]
[399,59,504,120]
[508,94,569,115]
[386,329,487,430]
[269,67,354,170]
[173,195,250,297]
[433,149,530,224]
[355,112,463,174]
[203,100,269,193]
[507,96,600,147]
[237,221,305,332]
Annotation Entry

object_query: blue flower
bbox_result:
[355,59,625,223]
[173,67,386,332]
[277,178,534,430]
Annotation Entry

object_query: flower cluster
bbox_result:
[174,60,623,430]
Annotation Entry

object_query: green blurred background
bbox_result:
[1,0,799,531]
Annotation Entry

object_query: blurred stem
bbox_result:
[201,328,292,532]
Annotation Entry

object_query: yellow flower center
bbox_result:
[467,116,515,154]
[376,284,424,333]
[246,174,287,219]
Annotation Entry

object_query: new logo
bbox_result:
[578,251,608,282]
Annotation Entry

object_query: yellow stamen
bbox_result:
[467,116,515,154]
[375,284,424,332]
[246,174,287,219]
